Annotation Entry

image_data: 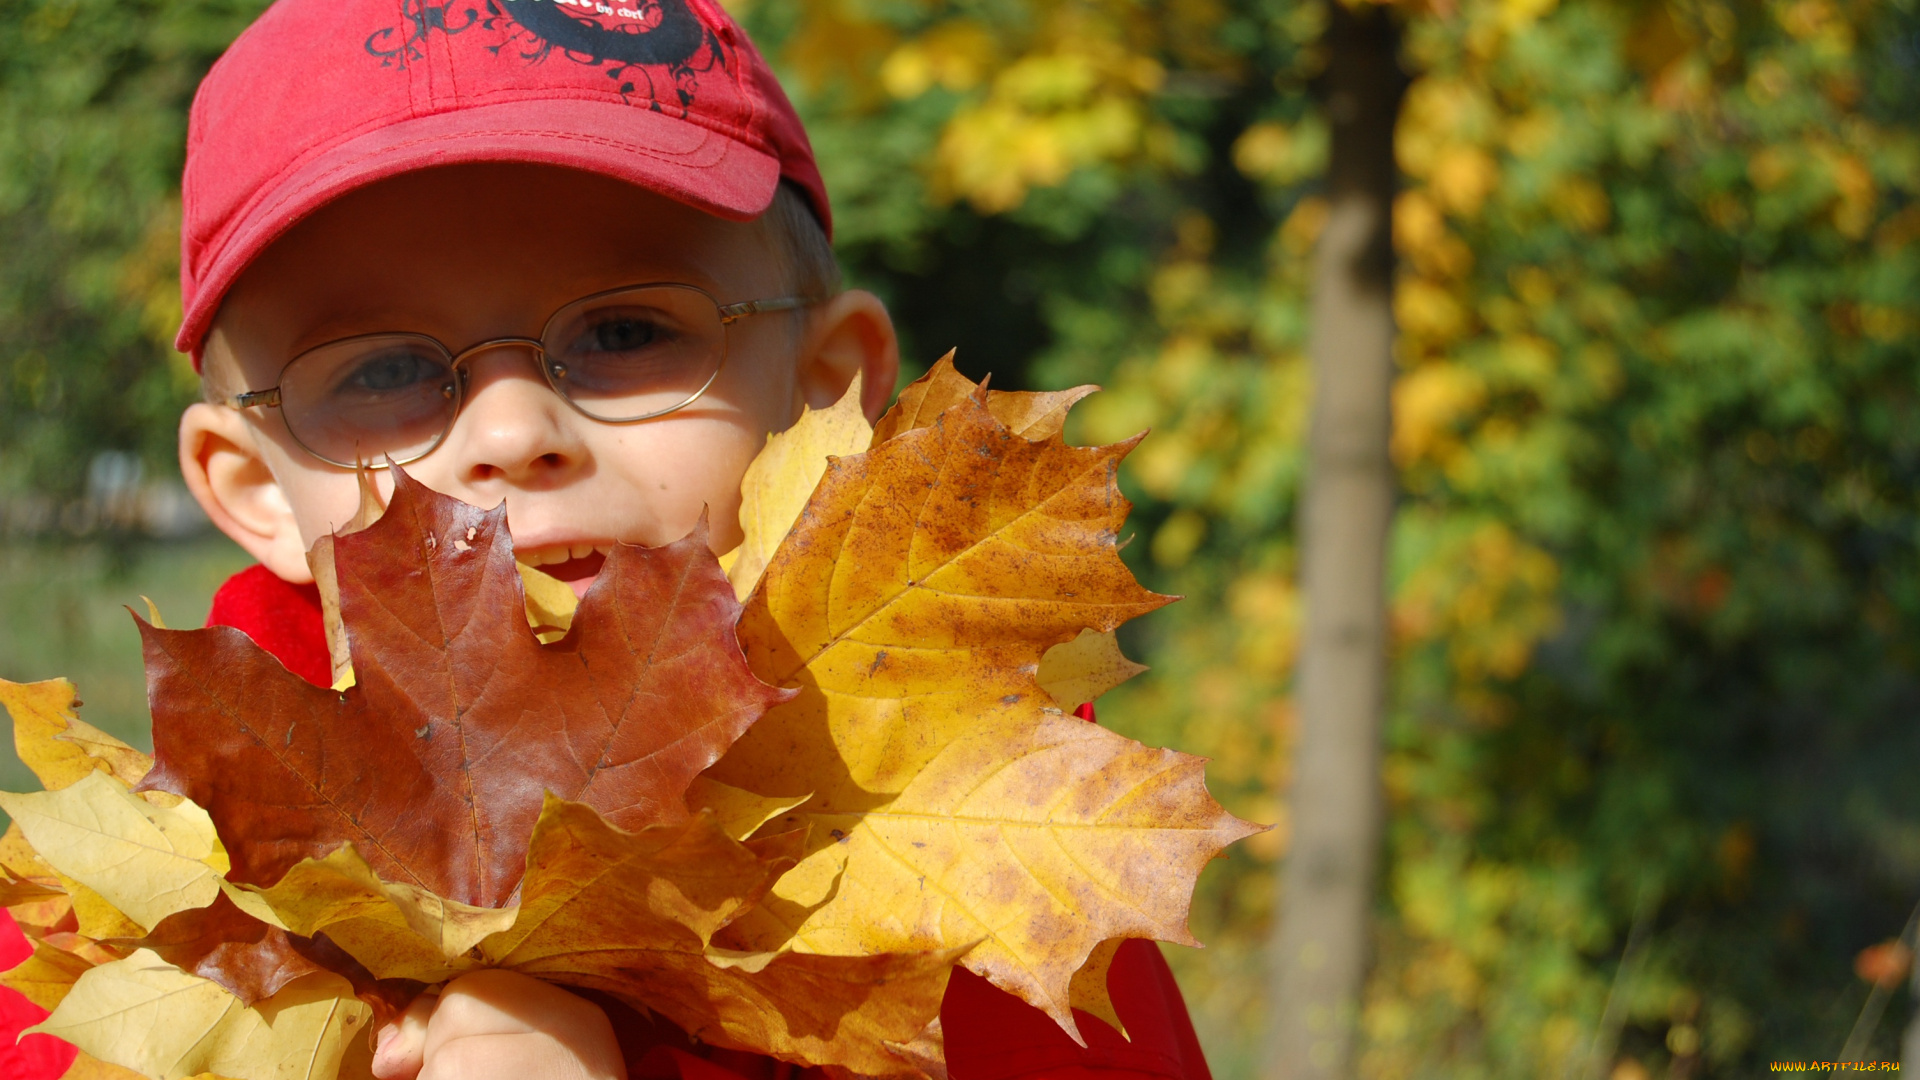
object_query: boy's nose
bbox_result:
[440,346,589,487]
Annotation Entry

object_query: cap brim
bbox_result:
[177,96,781,357]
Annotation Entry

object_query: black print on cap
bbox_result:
[365,0,730,114]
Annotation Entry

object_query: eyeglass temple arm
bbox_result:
[717,296,818,324]
[231,388,282,409]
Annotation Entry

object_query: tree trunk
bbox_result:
[1903,968,1920,1071]
[1266,6,1405,1079]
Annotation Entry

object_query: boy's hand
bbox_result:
[370,970,627,1080]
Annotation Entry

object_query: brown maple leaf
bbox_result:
[113,892,321,1007]
[137,468,791,908]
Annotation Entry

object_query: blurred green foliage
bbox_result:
[0,536,248,799]
[0,0,268,498]
[2,0,1919,1076]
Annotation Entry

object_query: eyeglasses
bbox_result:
[227,283,815,468]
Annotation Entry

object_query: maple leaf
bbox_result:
[0,678,225,993]
[3,361,1260,1076]
[29,951,371,1080]
[208,796,956,1074]
[95,473,951,1075]
[510,364,1146,713]
[1,939,93,1011]
[870,358,1149,712]
[481,796,960,1075]
[220,841,517,985]
[136,468,790,908]
[57,1053,155,1080]
[868,352,1095,445]
[116,892,324,1007]
[708,364,1263,1040]
[721,374,875,602]
[1036,628,1149,711]
[0,772,227,933]
[684,777,812,842]
[1,678,152,793]
[1068,939,1127,1037]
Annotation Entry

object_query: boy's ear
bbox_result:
[795,289,900,423]
[179,402,315,584]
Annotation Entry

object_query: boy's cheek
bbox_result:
[239,425,388,552]
[597,417,761,552]
[285,466,395,550]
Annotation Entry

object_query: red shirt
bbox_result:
[0,566,1210,1080]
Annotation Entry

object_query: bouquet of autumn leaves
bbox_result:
[0,361,1261,1080]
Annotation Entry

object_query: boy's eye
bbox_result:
[342,349,447,393]
[563,310,679,359]
[586,316,661,353]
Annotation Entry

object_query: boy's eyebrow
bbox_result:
[283,311,424,354]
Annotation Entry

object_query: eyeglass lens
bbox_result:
[275,285,727,466]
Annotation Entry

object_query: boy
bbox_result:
[0,1,1213,1077]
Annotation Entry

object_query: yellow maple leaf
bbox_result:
[685,777,812,842]
[29,951,369,1080]
[1037,628,1148,710]
[869,352,1095,445]
[721,374,874,601]
[870,358,1147,712]
[1,678,152,792]
[221,843,514,984]
[2,939,94,1010]
[1067,938,1127,1038]
[52,874,145,942]
[739,712,1253,1040]
[708,375,1259,1040]
[0,772,226,932]
[518,560,580,644]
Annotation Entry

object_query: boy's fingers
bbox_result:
[424,971,625,1080]
[424,970,599,1039]
[370,992,439,1080]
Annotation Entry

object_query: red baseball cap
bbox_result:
[176,0,829,362]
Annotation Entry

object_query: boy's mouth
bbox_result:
[517,543,611,599]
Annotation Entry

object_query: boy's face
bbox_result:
[184,163,896,596]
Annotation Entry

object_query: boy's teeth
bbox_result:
[515,544,611,568]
